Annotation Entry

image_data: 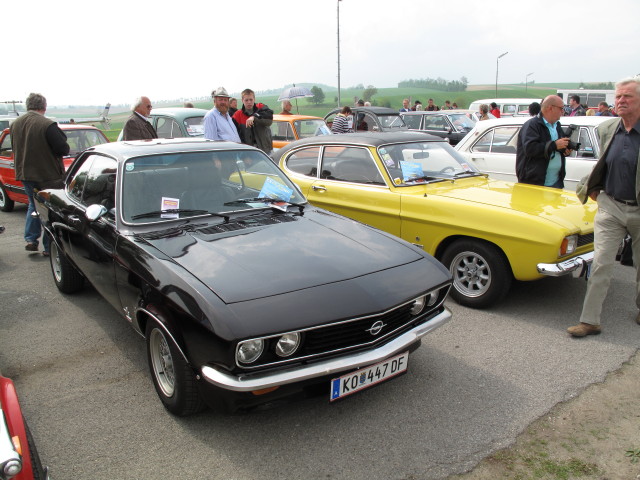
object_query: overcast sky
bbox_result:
[5,0,639,107]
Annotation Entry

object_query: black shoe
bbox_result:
[0,225,4,234]
[25,242,39,251]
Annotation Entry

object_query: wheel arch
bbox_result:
[435,235,514,277]
[136,306,191,368]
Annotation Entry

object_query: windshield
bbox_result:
[122,149,305,223]
[449,114,476,132]
[293,119,331,139]
[184,116,205,136]
[65,129,108,156]
[378,115,406,128]
[377,141,482,186]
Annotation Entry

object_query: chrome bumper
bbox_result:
[537,251,594,278]
[201,308,452,392]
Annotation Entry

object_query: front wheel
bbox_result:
[0,182,15,212]
[441,239,512,308]
[145,319,205,416]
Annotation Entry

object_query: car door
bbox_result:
[306,145,401,236]
[465,125,520,182]
[0,130,25,205]
[65,153,120,308]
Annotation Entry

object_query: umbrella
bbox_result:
[277,85,314,113]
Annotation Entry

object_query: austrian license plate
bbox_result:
[330,351,408,401]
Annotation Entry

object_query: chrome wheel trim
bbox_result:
[450,250,492,298]
[51,243,63,283]
[0,186,6,207]
[149,328,176,397]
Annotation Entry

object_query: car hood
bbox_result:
[143,210,424,303]
[428,178,596,230]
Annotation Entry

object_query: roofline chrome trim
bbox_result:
[201,308,451,392]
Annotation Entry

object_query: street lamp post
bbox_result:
[337,0,342,107]
[495,51,508,97]
[525,72,534,92]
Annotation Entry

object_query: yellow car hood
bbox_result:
[427,179,596,232]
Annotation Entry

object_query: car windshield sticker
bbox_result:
[460,162,472,171]
[258,177,293,203]
[379,148,394,167]
[187,125,205,136]
[317,124,331,136]
[126,163,135,172]
[161,197,179,218]
[400,161,424,181]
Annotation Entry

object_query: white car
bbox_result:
[455,116,612,191]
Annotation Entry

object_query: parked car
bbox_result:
[400,110,489,145]
[455,116,612,191]
[117,107,208,141]
[0,372,49,479]
[34,138,452,415]
[270,114,331,150]
[0,124,109,211]
[324,107,407,133]
[468,98,541,117]
[273,132,596,309]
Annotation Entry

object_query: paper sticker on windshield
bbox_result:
[318,125,331,136]
[379,149,394,167]
[259,177,293,203]
[126,163,135,172]
[399,161,424,182]
[460,162,472,171]
[161,197,179,218]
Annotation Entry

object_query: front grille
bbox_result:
[578,233,594,247]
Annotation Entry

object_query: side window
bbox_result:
[0,133,12,157]
[354,113,374,132]
[322,146,384,184]
[68,154,96,200]
[470,129,494,153]
[81,156,117,214]
[156,117,181,138]
[423,115,447,131]
[489,127,519,154]
[503,104,517,115]
[271,121,294,141]
[285,147,320,177]
[571,127,596,159]
[402,115,422,129]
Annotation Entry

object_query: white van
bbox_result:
[468,98,541,117]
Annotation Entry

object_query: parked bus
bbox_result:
[556,89,615,109]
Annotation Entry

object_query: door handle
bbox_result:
[311,185,327,192]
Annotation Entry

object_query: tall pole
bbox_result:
[337,0,342,107]
[495,51,508,97]
[525,72,534,92]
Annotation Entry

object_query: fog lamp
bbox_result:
[237,339,264,364]
[275,332,301,357]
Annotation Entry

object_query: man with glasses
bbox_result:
[122,96,158,141]
[515,95,572,189]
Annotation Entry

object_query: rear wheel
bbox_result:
[441,239,512,308]
[145,319,205,416]
[50,241,84,293]
[0,182,15,212]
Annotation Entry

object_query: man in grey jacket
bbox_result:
[570,77,640,337]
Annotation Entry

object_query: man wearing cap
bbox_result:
[204,87,241,142]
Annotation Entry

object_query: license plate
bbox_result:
[330,351,408,401]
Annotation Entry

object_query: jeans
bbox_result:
[22,181,49,253]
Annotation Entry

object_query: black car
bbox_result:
[35,138,452,415]
[400,111,479,145]
[324,107,407,132]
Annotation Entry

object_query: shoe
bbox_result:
[567,322,601,337]
[42,251,50,257]
[25,242,38,251]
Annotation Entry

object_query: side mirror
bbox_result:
[86,204,107,221]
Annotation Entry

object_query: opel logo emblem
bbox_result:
[366,320,385,336]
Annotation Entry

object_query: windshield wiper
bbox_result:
[403,175,447,184]
[131,209,230,221]
[224,197,306,211]
[453,171,486,178]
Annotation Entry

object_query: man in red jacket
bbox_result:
[232,89,273,154]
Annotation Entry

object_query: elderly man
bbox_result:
[570,77,640,337]
[516,95,571,189]
[279,100,293,115]
[122,96,157,140]
[10,93,69,255]
[203,87,241,142]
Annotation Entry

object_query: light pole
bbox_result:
[526,72,534,92]
[337,0,342,107]
[495,51,508,97]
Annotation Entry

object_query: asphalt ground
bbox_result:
[0,204,638,480]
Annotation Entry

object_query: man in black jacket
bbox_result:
[515,95,572,189]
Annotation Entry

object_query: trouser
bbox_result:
[579,194,640,325]
[22,180,48,252]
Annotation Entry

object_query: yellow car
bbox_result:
[270,114,331,151]
[272,132,596,308]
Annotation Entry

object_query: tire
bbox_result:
[0,182,15,212]
[441,239,512,309]
[50,241,84,293]
[24,420,47,480]
[145,319,205,416]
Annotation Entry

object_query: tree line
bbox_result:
[397,77,468,92]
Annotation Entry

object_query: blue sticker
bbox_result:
[258,176,293,202]
[399,161,423,181]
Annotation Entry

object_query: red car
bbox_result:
[0,124,108,211]
[0,374,48,479]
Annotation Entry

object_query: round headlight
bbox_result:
[410,295,427,315]
[275,332,301,357]
[237,339,264,364]
[427,291,439,307]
